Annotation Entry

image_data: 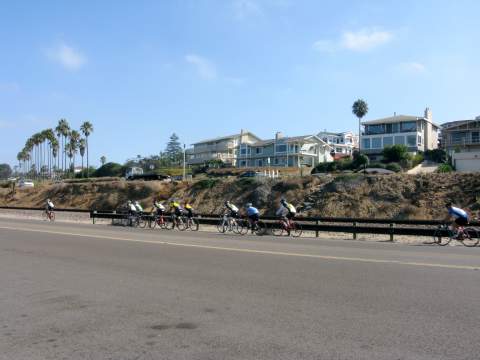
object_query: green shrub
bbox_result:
[412,153,424,167]
[192,178,219,190]
[425,149,447,163]
[382,145,409,163]
[337,158,354,171]
[367,162,386,169]
[312,161,337,173]
[93,162,125,177]
[437,164,454,173]
[386,163,402,172]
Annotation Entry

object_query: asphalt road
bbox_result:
[1,218,479,360]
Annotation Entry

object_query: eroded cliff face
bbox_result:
[2,173,479,220]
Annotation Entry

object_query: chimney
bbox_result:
[394,112,396,117]
[275,131,284,140]
[424,107,432,120]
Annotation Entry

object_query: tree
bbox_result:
[0,164,12,179]
[93,162,125,177]
[382,145,409,163]
[57,119,70,173]
[80,121,93,177]
[165,133,183,165]
[100,156,107,165]
[69,130,81,172]
[352,99,369,152]
[79,138,86,173]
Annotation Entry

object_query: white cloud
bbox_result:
[47,43,87,70]
[341,29,393,51]
[399,61,426,74]
[185,54,217,80]
[233,0,263,19]
[313,28,393,53]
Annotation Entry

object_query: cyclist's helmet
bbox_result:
[280,198,287,206]
[246,203,252,208]
[445,202,453,208]
[47,198,50,202]
[127,200,132,204]
[135,201,140,205]
[225,200,230,206]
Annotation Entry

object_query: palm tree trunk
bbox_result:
[86,136,89,178]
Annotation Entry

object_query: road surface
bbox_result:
[1,218,479,360]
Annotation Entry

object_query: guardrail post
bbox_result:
[353,222,357,240]
[93,211,97,224]
[389,223,394,242]
[315,220,319,237]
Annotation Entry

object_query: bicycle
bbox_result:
[184,215,199,231]
[129,212,147,228]
[42,209,55,222]
[426,224,479,247]
[272,217,302,237]
[237,217,266,236]
[217,213,241,234]
[149,213,170,230]
[168,213,187,231]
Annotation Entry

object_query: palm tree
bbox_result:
[79,138,86,174]
[64,142,74,174]
[57,119,70,173]
[352,99,369,153]
[69,130,80,173]
[80,121,93,177]
[51,139,59,177]
[100,156,106,165]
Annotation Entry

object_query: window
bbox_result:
[472,132,479,143]
[401,121,417,132]
[451,131,467,144]
[407,135,416,146]
[365,124,385,135]
[240,144,250,155]
[276,144,287,152]
[386,123,392,133]
[392,123,399,133]
[255,147,263,154]
[362,138,371,149]
[372,138,382,148]
[383,136,393,146]
[336,147,343,153]
[418,135,422,145]
[394,136,405,145]
[257,160,263,167]
[240,160,246,167]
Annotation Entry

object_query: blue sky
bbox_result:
[1,0,480,167]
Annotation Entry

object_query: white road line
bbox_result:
[0,225,479,271]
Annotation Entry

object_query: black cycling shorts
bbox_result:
[248,214,259,222]
[286,212,295,220]
[229,211,238,218]
[455,217,468,226]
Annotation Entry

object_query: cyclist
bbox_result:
[184,202,194,219]
[134,201,144,214]
[170,200,184,223]
[444,202,469,236]
[276,198,297,232]
[45,198,55,218]
[127,200,137,215]
[245,203,260,229]
[225,200,239,218]
[153,198,166,216]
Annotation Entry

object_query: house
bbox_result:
[187,130,261,167]
[441,116,480,172]
[360,108,440,160]
[317,131,358,158]
[237,132,334,168]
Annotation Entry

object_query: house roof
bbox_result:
[362,115,440,128]
[441,119,480,130]
[192,131,260,145]
[250,135,316,147]
[317,131,354,137]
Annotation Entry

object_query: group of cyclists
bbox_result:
[43,196,474,240]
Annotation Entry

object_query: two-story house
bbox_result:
[187,130,261,167]
[360,108,440,160]
[317,131,357,158]
[441,116,480,172]
[237,132,334,168]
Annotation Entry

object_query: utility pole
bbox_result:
[183,144,186,181]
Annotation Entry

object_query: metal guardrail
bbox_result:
[0,206,91,213]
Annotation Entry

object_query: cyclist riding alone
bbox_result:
[184,202,194,219]
[245,203,259,225]
[153,199,166,216]
[46,198,55,213]
[225,200,239,218]
[276,198,297,222]
[444,202,469,235]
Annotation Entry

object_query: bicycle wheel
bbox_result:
[291,222,302,237]
[138,216,148,228]
[50,212,55,221]
[42,211,48,221]
[437,228,454,246]
[237,219,249,235]
[271,222,285,236]
[232,219,242,234]
[149,217,157,229]
[255,221,266,236]
[176,217,187,231]
[217,219,227,233]
[189,218,199,231]
[460,228,479,247]
[424,229,441,245]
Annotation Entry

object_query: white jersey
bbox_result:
[135,204,143,212]
[47,201,55,208]
[227,203,239,212]
[129,203,137,212]
[155,202,166,211]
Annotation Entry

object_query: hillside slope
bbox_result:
[1,173,479,219]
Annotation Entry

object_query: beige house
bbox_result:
[187,130,261,166]
[360,108,440,160]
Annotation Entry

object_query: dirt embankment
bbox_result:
[1,173,479,219]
